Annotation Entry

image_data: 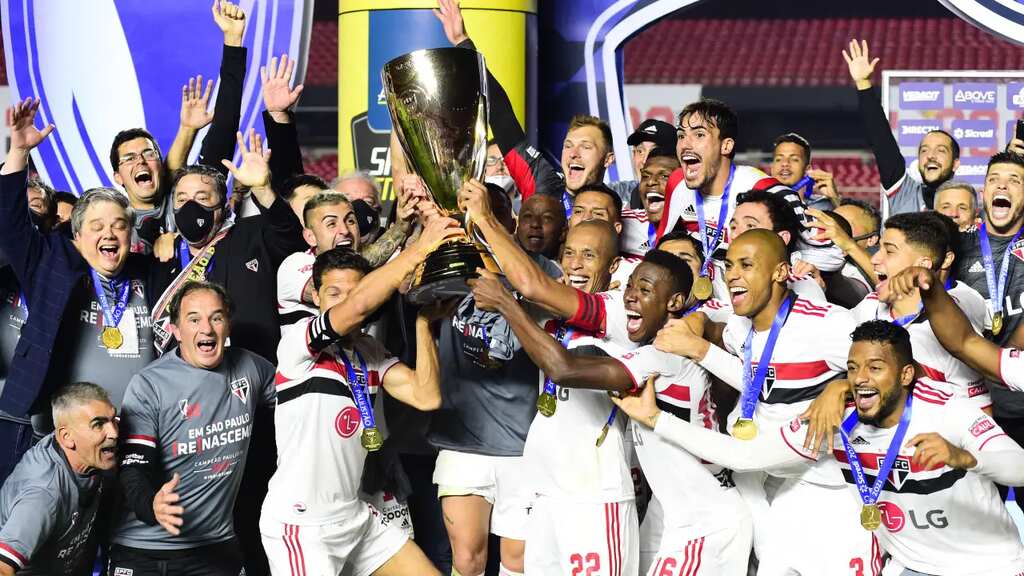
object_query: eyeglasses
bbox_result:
[118,148,159,166]
[485,155,505,167]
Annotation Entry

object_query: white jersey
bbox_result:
[264,318,400,525]
[657,165,770,259]
[276,249,317,329]
[523,291,637,503]
[852,282,992,411]
[1001,348,1024,392]
[617,346,738,538]
[609,254,642,293]
[720,296,854,485]
[620,207,654,257]
[782,380,1024,576]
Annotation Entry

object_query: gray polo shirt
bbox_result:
[0,434,107,575]
[114,347,275,550]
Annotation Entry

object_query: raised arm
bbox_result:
[325,217,462,337]
[612,383,807,472]
[471,269,635,392]
[890,267,1001,382]
[844,39,906,191]
[380,303,450,411]
[654,318,744,391]
[459,178,581,319]
[260,54,305,190]
[807,207,878,286]
[166,76,214,172]
[198,0,248,175]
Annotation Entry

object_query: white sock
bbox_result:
[498,565,524,576]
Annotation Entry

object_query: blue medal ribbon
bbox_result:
[90,269,131,331]
[839,392,914,507]
[879,276,953,327]
[978,222,1024,319]
[542,324,575,398]
[793,175,814,199]
[179,238,215,277]
[739,293,794,420]
[338,348,375,430]
[562,191,573,219]
[648,222,657,252]
[16,290,28,318]
[695,164,736,279]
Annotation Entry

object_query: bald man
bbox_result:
[652,229,870,575]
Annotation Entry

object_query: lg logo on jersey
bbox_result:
[335,406,361,438]
[878,501,948,533]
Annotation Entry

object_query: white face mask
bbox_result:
[486,175,518,197]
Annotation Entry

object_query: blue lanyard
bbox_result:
[542,325,575,397]
[562,191,573,219]
[338,348,374,430]
[793,175,814,199]
[840,393,914,505]
[90,270,130,330]
[739,293,794,419]
[648,222,657,252]
[179,238,215,276]
[695,164,735,277]
[16,290,28,318]
[978,222,1024,316]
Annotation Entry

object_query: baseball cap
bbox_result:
[627,119,676,149]
[351,199,380,239]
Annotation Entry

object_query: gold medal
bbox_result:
[860,503,882,531]
[692,276,713,301]
[732,418,758,440]
[595,424,609,447]
[993,312,1004,336]
[361,427,383,452]
[101,327,123,350]
[536,392,557,417]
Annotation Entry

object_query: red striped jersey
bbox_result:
[852,282,991,411]
[722,296,854,486]
[264,318,399,525]
[521,314,637,503]
[782,380,1024,575]
[617,346,738,537]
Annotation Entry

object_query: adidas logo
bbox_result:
[969,261,985,274]
[850,435,870,446]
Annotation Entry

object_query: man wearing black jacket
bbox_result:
[844,39,960,216]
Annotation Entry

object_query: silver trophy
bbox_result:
[382,47,500,305]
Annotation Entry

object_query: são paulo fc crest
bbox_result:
[889,456,912,490]
[1011,239,1024,263]
[229,377,250,405]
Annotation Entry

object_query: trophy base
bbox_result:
[407,239,500,306]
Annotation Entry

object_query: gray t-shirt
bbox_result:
[0,434,106,576]
[114,347,275,550]
[958,228,1024,416]
[886,174,930,216]
[44,264,154,419]
[427,254,560,457]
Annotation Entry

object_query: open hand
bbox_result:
[842,39,879,89]
[221,129,271,189]
[261,54,304,116]
[180,76,214,130]
[433,0,468,45]
[5,98,54,153]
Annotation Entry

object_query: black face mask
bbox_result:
[175,200,218,243]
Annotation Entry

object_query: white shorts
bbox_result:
[756,479,873,576]
[645,491,752,576]
[259,501,407,576]
[433,450,530,540]
[639,494,665,576]
[524,496,639,576]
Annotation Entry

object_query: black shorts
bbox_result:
[108,538,244,576]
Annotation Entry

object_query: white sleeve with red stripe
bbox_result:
[275,319,317,382]
[944,398,1024,486]
[276,250,313,311]
[0,488,59,570]
[121,374,160,451]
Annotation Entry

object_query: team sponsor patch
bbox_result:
[293,502,307,514]
[229,377,250,405]
[789,417,803,432]
[967,383,988,398]
[850,435,870,446]
[179,399,201,420]
[970,416,996,437]
[878,500,905,533]
[335,406,360,438]
[113,569,134,576]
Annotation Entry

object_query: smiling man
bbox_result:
[515,193,566,260]
[470,250,726,576]
[112,282,276,576]
[652,228,870,575]
[934,180,978,232]
[615,320,1024,576]
[0,99,156,484]
[0,383,117,576]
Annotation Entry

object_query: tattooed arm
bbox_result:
[360,222,410,268]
